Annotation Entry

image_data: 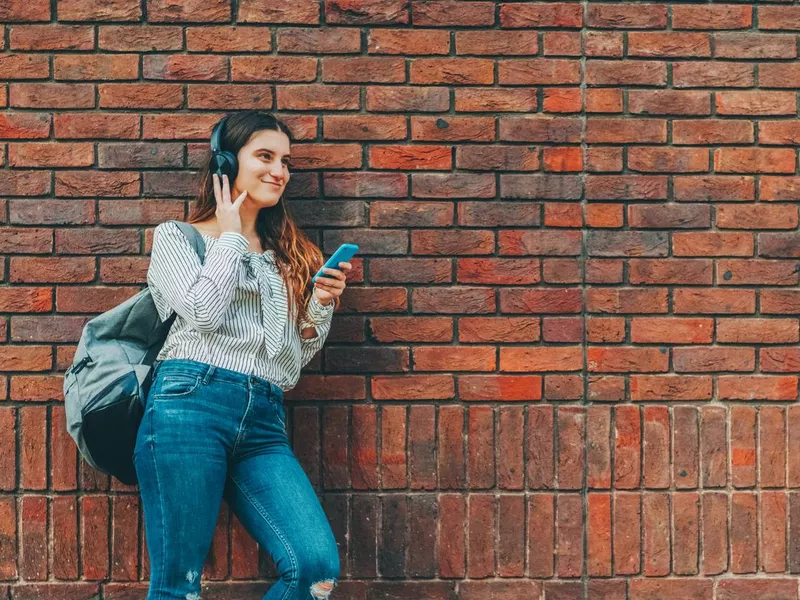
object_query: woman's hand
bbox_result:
[213,173,246,235]
[313,261,352,306]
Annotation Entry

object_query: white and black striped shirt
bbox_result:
[147,220,335,391]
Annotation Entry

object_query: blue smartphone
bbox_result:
[313,243,359,283]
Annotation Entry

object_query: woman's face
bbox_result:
[234,128,292,207]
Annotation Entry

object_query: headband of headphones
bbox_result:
[210,115,228,154]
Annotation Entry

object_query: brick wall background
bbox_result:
[2,0,800,599]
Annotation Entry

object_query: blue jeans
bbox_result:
[134,358,340,600]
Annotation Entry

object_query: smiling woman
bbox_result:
[132,110,349,600]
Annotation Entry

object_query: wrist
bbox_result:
[308,291,335,323]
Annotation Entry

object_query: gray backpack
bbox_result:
[63,221,206,485]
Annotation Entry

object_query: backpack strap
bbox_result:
[169,220,207,264]
[149,220,208,343]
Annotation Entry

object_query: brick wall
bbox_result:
[2,0,800,598]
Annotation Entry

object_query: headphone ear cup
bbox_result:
[211,150,238,181]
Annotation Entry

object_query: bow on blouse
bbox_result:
[241,251,288,361]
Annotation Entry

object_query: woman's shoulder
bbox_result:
[154,219,183,236]
[154,219,220,241]
[188,219,220,238]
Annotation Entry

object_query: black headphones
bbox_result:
[209,115,238,180]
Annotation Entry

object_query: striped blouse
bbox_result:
[147,220,335,391]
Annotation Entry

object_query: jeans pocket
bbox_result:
[153,374,202,399]
[272,399,286,429]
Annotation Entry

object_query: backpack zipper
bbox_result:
[68,356,91,376]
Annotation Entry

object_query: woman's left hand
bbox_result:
[313,261,352,305]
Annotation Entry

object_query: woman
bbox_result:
[134,111,349,600]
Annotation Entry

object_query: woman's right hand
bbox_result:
[213,173,246,235]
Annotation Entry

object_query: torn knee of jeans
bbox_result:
[185,569,201,600]
[310,579,336,599]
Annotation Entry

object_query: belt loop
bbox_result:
[202,365,216,385]
[271,382,283,403]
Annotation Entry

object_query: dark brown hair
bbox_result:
[188,110,339,325]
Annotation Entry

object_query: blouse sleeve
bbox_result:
[148,221,249,333]
[298,293,335,368]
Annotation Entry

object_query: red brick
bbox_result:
[527,406,554,489]
[642,493,670,576]
[731,492,757,573]
[630,579,712,600]
[615,406,641,489]
[467,406,494,489]
[557,407,584,490]
[407,495,436,578]
[556,494,583,577]
[0,409,15,491]
[20,496,46,580]
[438,494,465,578]
[759,407,786,488]
[20,406,46,489]
[413,1,495,27]
[528,494,554,577]
[369,30,449,55]
[322,406,349,489]
[380,406,406,489]
[587,493,611,575]
[110,496,138,581]
[461,581,542,600]
[717,580,798,600]
[0,495,16,580]
[642,407,669,489]
[586,4,666,28]
[500,3,583,28]
[467,494,494,577]
[628,32,711,57]
[438,405,465,489]
[409,405,436,490]
[52,496,78,579]
[586,406,611,488]
[761,491,787,573]
[673,492,700,575]
[497,407,524,490]
[702,491,728,575]
[351,405,378,489]
[613,492,640,575]
[497,495,524,577]
[80,495,109,580]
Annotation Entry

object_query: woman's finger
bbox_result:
[222,174,231,204]
[213,173,222,204]
[324,268,345,280]
[316,278,345,290]
[233,190,247,208]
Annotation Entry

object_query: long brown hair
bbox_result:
[187,110,338,326]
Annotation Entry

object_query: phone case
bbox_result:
[313,243,359,282]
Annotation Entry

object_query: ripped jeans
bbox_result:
[134,358,340,600]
